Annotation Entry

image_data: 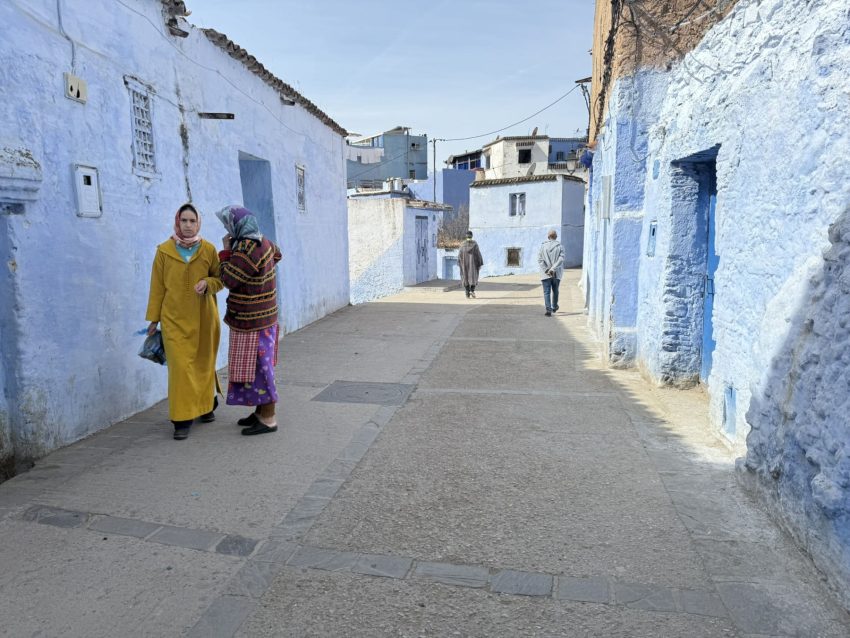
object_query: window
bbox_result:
[556,151,565,161]
[469,158,480,169]
[506,248,521,267]
[409,169,416,178]
[646,221,657,256]
[296,164,306,213]
[509,192,526,217]
[517,149,531,164]
[125,77,156,176]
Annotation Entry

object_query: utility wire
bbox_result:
[436,84,583,143]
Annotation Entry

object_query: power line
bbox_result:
[436,84,583,143]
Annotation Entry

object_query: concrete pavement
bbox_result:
[0,271,848,637]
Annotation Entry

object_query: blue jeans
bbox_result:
[542,277,560,312]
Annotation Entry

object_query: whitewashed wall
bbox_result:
[0,0,349,468]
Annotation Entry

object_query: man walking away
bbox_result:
[538,229,565,316]
[458,230,484,298]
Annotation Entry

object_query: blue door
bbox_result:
[700,176,718,382]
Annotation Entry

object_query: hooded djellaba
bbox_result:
[457,230,484,298]
[145,202,223,440]
[216,205,283,436]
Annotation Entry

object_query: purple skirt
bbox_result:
[226,325,279,406]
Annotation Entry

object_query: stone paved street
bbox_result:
[1,272,849,637]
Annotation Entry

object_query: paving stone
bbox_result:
[268,517,314,542]
[88,515,162,539]
[305,477,345,499]
[613,582,677,612]
[412,561,489,588]
[338,441,369,463]
[215,534,259,557]
[186,595,256,638]
[283,496,329,526]
[715,582,807,635]
[351,425,380,446]
[555,576,611,604]
[148,525,225,551]
[372,405,399,426]
[352,553,413,579]
[491,569,553,597]
[0,489,39,508]
[251,540,299,564]
[287,546,360,572]
[320,458,358,481]
[22,505,88,528]
[224,561,283,598]
[679,589,728,618]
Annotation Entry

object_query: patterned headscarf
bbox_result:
[216,205,263,243]
[172,203,202,248]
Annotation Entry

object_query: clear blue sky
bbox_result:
[186,1,595,165]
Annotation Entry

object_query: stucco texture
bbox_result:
[0,0,349,465]
[583,0,850,607]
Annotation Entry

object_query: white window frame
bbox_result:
[296,164,306,213]
[124,76,157,178]
[509,192,526,217]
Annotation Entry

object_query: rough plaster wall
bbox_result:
[348,198,404,304]
[625,0,850,604]
[0,0,349,462]
[742,212,850,609]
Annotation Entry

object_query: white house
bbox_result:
[0,0,350,475]
[348,182,447,304]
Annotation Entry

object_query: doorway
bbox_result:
[415,215,429,283]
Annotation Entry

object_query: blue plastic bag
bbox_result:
[137,328,167,365]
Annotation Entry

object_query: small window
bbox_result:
[556,151,565,161]
[506,248,521,267]
[296,165,306,213]
[125,77,156,177]
[409,169,415,178]
[518,149,531,164]
[646,221,657,256]
[357,154,362,163]
[509,192,526,217]
[469,158,480,169]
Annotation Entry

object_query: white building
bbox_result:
[348,182,447,304]
[0,0,350,472]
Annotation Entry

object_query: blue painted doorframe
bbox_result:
[700,171,718,382]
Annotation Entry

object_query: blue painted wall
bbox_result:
[0,0,350,469]
[583,0,850,607]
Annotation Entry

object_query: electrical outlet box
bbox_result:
[73,164,102,217]
[64,72,87,104]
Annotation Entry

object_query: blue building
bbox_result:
[345,126,428,189]
[583,0,850,608]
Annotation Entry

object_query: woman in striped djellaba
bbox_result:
[215,205,282,435]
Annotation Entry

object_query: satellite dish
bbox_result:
[531,126,538,137]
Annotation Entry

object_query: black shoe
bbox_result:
[199,396,219,423]
[173,426,191,440]
[545,311,552,317]
[241,421,278,436]
[553,305,559,312]
[238,413,260,427]
[465,291,470,298]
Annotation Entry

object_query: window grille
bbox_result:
[296,165,306,213]
[125,77,156,177]
[509,192,526,217]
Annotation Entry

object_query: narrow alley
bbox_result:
[0,273,847,637]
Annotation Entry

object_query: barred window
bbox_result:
[296,164,306,213]
[125,77,156,177]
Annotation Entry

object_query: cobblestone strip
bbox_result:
[15,506,732,621]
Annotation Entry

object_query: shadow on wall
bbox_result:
[740,208,850,609]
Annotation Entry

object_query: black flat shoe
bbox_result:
[241,422,277,436]
[173,427,190,440]
[237,413,260,427]
[199,412,216,423]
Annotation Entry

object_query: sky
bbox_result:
[185,1,596,165]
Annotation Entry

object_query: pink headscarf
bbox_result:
[172,203,202,248]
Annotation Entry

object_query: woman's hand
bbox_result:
[194,279,208,295]
[222,234,232,251]
[147,321,158,336]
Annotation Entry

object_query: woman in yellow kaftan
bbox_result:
[145,203,223,439]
